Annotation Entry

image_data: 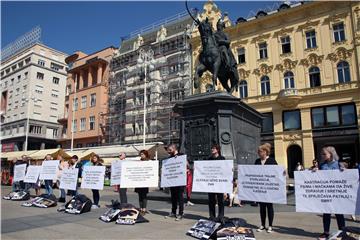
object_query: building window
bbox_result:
[90,93,96,107]
[311,104,356,128]
[17,75,21,82]
[281,36,291,54]
[259,42,268,59]
[81,96,87,109]
[52,77,60,84]
[262,113,273,133]
[284,71,295,89]
[306,30,317,49]
[35,85,44,94]
[309,66,321,87]
[36,72,44,80]
[337,61,351,83]
[80,118,86,131]
[73,98,78,111]
[24,72,28,79]
[50,63,62,71]
[333,22,345,42]
[132,91,137,105]
[237,47,246,63]
[30,125,42,134]
[89,116,95,130]
[260,76,270,95]
[38,60,45,66]
[239,80,248,98]
[72,119,77,132]
[283,110,301,131]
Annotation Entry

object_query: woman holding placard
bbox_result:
[44,154,54,195]
[317,146,345,240]
[135,150,150,216]
[255,143,277,233]
[90,154,103,209]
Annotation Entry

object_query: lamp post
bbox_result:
[21,94,37,151]
[137,48,155,147]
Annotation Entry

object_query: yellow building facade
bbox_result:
[191,1,360,174]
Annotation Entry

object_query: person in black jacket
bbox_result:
[208,144,226,223]
[255,143,277,233]
[134,150,151,216]
[90,154,103,209]
[165,144,185,221]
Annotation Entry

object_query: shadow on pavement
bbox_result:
[150,209,205,220]
[274,225,319,238]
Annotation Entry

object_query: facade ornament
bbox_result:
[230,39,248,49]
[156,25,167,42]
[274,27,294,37]
[253,64,273,76]
[298,20,320,31]
[275,59,297,72]
[327,47,353,62]
[133,34,144,50]
[323,12,349,24]
[299,53,324,67]
[252,33,271,43]
[238,68,251,79]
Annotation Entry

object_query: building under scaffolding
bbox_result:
[108,11,196,146]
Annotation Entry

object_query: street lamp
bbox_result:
[137,48,155,147]
[21,94,37,151]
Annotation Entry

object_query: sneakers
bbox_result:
[165,213,176,219]
[318,232,329,240]
[267,227,273,233]
[186,201,195,206]
[257,226,265,232]
[175,214,183,221]
[91,204,100,209]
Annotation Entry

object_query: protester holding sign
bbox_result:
[29,159,41,196]
[134,150,151,216]
[118,152,127,204]
[165,144,185,221]
[255,143,277,233]
[90,154,104,209]
[68,155,80,196]
[57,156,68,203]
[43,154,54,195]
[317,146,345,240]
[206,144,226,223]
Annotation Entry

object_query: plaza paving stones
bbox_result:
[1,186,358,240]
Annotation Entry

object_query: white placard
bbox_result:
[39,160,60,180]
[192,160,233,194]
[24,166,42,183]
[13,164,27,182]
[120,161,159,188]
[161,155,187,188]
[81,166,106,190]
[60,168,79,191]
[111,160,122,186]
[295,169,360,215]
[238,165,287,204]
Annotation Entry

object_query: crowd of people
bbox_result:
[8,143,359,240]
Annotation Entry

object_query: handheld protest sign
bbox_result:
[81,166,106,190]
[160,155,187,188]
[120,160,159,188]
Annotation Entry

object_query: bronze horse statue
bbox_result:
[186,2,239,94]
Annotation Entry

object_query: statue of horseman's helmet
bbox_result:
[216,18,226,30]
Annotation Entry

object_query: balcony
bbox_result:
[276,88,302,108]
[58,114,68,124]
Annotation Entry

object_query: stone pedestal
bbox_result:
[174,91,263,164]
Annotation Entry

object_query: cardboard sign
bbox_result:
[80,166,106,190]
[59,168,79,191]
[160,155,187,188]
[237,165,287,204]
[39,160,60,180]
[192,160,233,194]
[120,161,159,188]
[24,166,42,183]
[295,169,360,215]
[110,160,122,186]
[13,164,27,182]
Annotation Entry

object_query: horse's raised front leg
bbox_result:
[194,63,207,89]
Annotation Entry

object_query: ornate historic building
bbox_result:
[191,1,360,176]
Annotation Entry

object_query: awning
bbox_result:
[1,150,39,160]
[66,149,95,160]
[28,148,71,160]
[102,156,140,166]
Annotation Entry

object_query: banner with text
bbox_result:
[13,164,27,182]
[24,165,42,183]
[192,160,233,194]
[111,160,123,186]
[120,161,159,188]
[160,155,187,188]
[295,169,360,215]
[238,165,287,204]
[81,166,106,190]
[39,160,60,180]
[60,168,79,191]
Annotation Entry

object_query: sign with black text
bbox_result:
[160,155,187,188]
[60,168,79,191]
[110,160,122,186]
[24,165,42,183]
[81,166,106,190]
[238,165,287,204]
[193,160,233,194]
[295,169,360,215]
[120,161,159,188]
[13,164,27,182]
[39,160,60,180]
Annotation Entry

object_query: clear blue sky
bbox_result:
[1,1,279,55]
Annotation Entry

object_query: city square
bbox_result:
[1,1,360,240]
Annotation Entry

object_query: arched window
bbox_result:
[239,80,248,98]
[309,66,321,87]
[260,76,270,95]
[284,71,295,89]
[337,61,351,83]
